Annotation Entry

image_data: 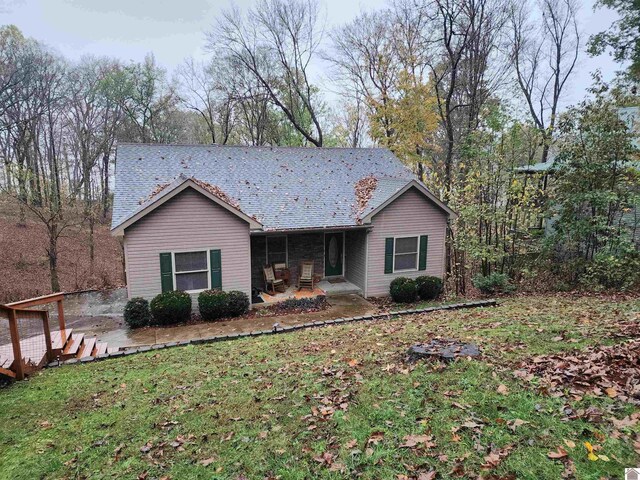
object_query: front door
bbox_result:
[324,232,343,276]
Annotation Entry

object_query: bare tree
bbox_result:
[419,0,496,200]
[508,0,580,164]
[330,10,399,142]
[66,57,123,266]
[177,58,235,145]
[208,0,326,146]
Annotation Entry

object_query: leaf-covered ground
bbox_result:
[0,294,639,479]
[0,196,124,302]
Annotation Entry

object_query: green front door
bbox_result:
[324,232,343,276]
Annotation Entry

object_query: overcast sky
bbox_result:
[0,0,626,112]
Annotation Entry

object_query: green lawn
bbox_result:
[0,294,638,479]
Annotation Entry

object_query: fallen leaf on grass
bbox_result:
[564,439,576,449]
[345,439,358,449]
[418,471,437,480]
[610,413,639,429]
[113,444,124,462]
[497,384,509,395]
[200,457,216,467]
[460,420,483,430]
[584,441,598,461]
[482,452,502,469]
[605,387,617,398]
[399,434,436,449]
[548,447,568,459]
[367,431,385,446]
[313,452,334,465]
[508,419,528,432]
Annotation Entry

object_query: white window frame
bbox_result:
[172,249,210,294]
[266,235,288,266]
[393,236,419,273]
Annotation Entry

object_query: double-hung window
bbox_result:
[266,236,287,265]
[174,251,209,292]
[393,236,419,272]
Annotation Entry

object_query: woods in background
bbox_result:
[0,0,638,295]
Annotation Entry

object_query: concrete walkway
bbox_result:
[75,294,375,349]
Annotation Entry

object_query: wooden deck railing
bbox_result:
[1,293,65,380]
[6,292,66,331]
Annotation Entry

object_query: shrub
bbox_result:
[472,272,514,295]
[198,289,228,321]
[150,290,192,325]
[198,289,251,320]
[415,275,443,300]
[389,277,417,303]
[581,252,640,291]
[225,290,250,317]
[123,297,151,329]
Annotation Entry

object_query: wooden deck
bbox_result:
[0,328,118,379]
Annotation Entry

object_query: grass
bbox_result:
[0,294,638,479]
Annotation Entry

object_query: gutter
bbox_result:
[250,224,373,235]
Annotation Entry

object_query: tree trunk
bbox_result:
[48,222,60,292]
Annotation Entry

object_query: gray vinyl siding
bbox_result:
[123,188,252,303]
[345,230,367,292]
[366,187,447,297]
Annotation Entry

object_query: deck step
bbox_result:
[51,329,73,351]
[94,342,108,356]
[61,334,84,359]
[0,353,13,370]
[78,337,96,358]
[0,366,16,378]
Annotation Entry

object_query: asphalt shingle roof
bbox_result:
[112,144,417,231]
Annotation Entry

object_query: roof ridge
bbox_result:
[116,142,389,151]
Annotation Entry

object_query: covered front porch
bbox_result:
[250,228,368,303]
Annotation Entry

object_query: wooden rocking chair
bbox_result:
[298,261,315,291]
[264,265,286,295]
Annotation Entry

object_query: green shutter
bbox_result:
[159,253,173,292]
[384,238,394,274]
[419,235,428,271]
[210,249,222,289]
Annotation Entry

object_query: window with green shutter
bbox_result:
[384,238,394,274]
[210,249,222,289]
[160,249,222,293]
[418,235,428,271]
[159,253,173,292]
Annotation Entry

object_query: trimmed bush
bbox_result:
[123,297,151,329]
[415,275,443,300]
[225,291,250,317]
[472,272,514,295]
[198,289,251,321]
[198,289,228,321]
[150,290,192,325]
[389,277,417,303]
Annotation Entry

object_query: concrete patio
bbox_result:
[42,289,375,349]
[258,278,362,304]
